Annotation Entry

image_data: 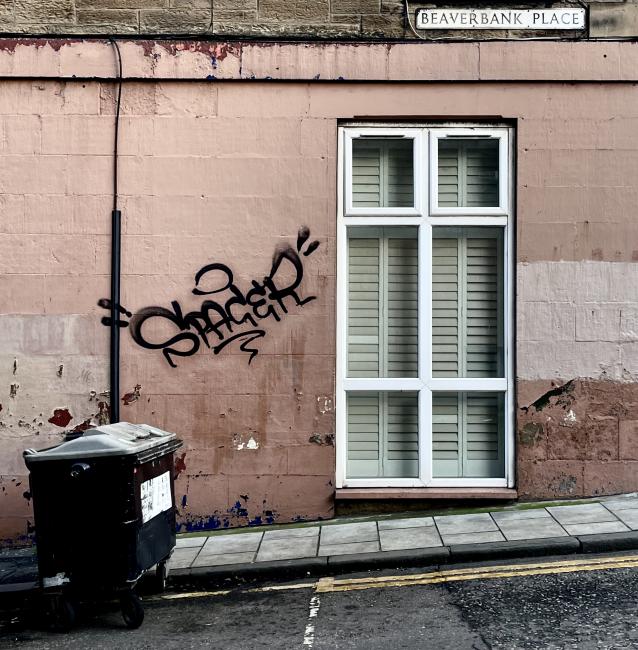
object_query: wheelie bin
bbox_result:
[23,422,183,630]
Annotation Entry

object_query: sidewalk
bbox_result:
[4,494,638,594]
[168,494,638,582]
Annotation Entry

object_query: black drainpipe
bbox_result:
[109,38,123,424]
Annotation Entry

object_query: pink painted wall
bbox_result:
[3,39,638,540]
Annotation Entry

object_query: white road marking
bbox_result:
[302,594,321,647]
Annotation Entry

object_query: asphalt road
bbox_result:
[2,554,638,649]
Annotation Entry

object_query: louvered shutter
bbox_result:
[433,393,504,478]
[432,229,502,378]
[348,238,380,377]
[437,139,499,208]
[352,139,413,208]
[347,227,418,479]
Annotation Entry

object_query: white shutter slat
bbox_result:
[432,393,460,477]
[433,392,504,479]
[347,393,380,476]
[437,139,499,208]
[387,236,418,377]
[432,238,459,377]
[352,139,414,208]
[348,237,380,377]
[466,236,499,377]
[464,393,504,478]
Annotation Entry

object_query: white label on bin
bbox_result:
[140,471,172,524]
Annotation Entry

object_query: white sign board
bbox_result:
[140,471,172,524]
[416,8,586,30]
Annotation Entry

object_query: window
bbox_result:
[337,125,513,488]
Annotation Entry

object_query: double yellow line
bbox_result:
[315,554,638,593]
[150,553,638,602]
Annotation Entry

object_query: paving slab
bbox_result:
[435,513,498,535]
[440,530,505,546]
[320,522,378,545]
[603,508,638,530]
[491,509,552,524]
[262,527,320,541]
[175,536,207,549]
[563,521,630,536]
[497,517,568,541]
[602,498,638,513]
[318,540,380,556]
[547,503,618,525]
[167,547,201,570]
[200,532,263,555]
[378,516,435,530]
[191,551,256,568]
[379,526,442,551]
[256,537,318,562]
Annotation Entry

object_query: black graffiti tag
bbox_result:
[98,227,320,368]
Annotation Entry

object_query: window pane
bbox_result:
[432,392,505,479]
[432,227,504,378]
[352,138,414,208]
[348,227,418,378]
[438,138,499,208]
[347,392,418,478]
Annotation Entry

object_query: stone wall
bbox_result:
[0,1,636,39]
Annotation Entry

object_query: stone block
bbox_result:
[590,3,638,38]
[76,9,139,27]
[518,302,575,342]
[139,8,209,31]
[619,420,638,460]
[15,0,74,23]
[575,305,621,342]
[584,461,638,496]
[331,0,380,15]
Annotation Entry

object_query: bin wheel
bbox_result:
[120,592,144,630]
[155,560,168,592]
[47,594,76,633]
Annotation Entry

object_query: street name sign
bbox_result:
[415,8,586,30]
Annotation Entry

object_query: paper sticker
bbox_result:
[140,471,172,523]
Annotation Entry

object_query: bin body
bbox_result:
[24,423,182,593]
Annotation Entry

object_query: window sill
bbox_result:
[335,487,517,500]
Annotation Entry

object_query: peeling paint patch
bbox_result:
[9,383,18,398]
[521,379,575,413]
[122,384,142,406]
[317,395,334,414]
[233,433,260,450]
[175,452,187,477]
[48,408,72,428]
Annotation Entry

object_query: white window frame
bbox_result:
[343,128,423,217]
[336,124,515,489]
[430,128,509,216]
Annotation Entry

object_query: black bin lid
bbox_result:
[24,422,181,465]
